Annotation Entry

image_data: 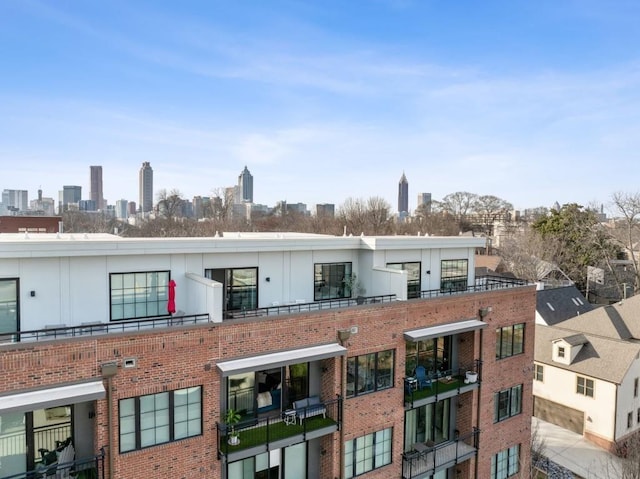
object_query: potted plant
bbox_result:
[343,273,366,303]
[224,408,241,445]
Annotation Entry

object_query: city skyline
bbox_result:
[3,2,640,211]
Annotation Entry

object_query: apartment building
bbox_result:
[0,232,535,479]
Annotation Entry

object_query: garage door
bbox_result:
[534,396,584,435]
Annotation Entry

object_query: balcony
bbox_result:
[0,447,105,479]
[402,428,479,479]
[224,294,396,320]
[404,361,482,408]
[0,313,210,344]
[421,275,529,299]
[217,396,342,462]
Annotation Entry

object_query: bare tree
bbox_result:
[156,189,185,219]
[338,196,394,236]
[473,195,514,236]
[609,191,640,293]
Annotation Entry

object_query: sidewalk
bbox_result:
[533,417,624,479]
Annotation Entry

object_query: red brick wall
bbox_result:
[0,285,536,479]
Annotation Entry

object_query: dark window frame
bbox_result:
[386,262,421,299]
[118,386,202,453]
[576,376,594,398]
[0,277,20,338]
[491,444,520,479]
[314,262,353,301]
[440,259,468,291]
[347,350,395,398]
[534,364,543,382]
[494,384,523,423]
[496,323,525,360]
[205,267,259,312]
[344,427,392,478]
[109,271,170,321]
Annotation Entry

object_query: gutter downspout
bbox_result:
[475,314,486,479]
[337,329,352,479]
[101,362,118,479]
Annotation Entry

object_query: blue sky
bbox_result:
[2,0,640,212]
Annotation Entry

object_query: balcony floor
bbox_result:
[402,441,476,479]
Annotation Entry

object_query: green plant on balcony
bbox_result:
[224,408,242,445]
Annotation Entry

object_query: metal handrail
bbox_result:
[420,275,530,299]
[0,447,106,479]
[3,314,210,343]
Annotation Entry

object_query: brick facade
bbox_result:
[0,285,535,479]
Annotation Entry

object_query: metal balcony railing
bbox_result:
[1,314,210,344]
[404,360,482,407]
[402,428,479,479]
[225,295,396,319]
[420,275,530,299]
[217,396,342,458]
[0,447,105,479]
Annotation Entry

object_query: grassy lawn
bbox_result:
[221,416,337,454]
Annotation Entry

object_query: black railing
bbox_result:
[404,360,482,406]
[2,314,210,343]
[225,295,396,319]
[33,423,72,458]
[420,275,529,299]
[402,428,479,479]
[0,447,105,479]
[217,396,342,458]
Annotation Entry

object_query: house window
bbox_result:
[534,364,544,382]
[347,350,394,398]
[205,268,258,312]
[558,346,565,358]
[0,278,19,339]
[491,444,520,479]
[386,262,421,299]
[440,259,468,291]
[637,408,640,424]
[110,271,169,320]
[119,386,202,452]
[496,323,525,359]
[405,336,452,377]
[576,376,594,397]
[314,262,352,300]
[494,385,522,422]
[635,378,638,398]
[403,399,451,451]
[344,427,392,478]
[628,412,633,429]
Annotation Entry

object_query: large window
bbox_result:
[491,444,520,479]
[110,271,169,320]
[0,278,19,339]
[494,385,522,423]
[119,386,202,452]
[577,376,594,398]
[205,268,258,312]
[440,259,468,291]
[314,262,352,300]
[404,400,451,451]
[386,262,421,299]
[347,350,394,397]
[496,323,525,359]
[344,428,392,478]
[405,337,452,378]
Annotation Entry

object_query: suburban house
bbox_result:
[0,232,535,479]
[535,284,593,326]
[534,294,640,452]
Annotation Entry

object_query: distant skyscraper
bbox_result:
[316,204,335,218]
[417,192,432,214]
[238,166,253,203]
[1,189,28,212]
[115,199,128,220]
[398,172,409,214]
[139,162,153,213]
[90,166,104,210]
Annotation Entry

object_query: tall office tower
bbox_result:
[398,172,409,214]
[1,189,29,212]
[90,166,104,210]
[417,192,432,214]
[59,186,82,212]
[115,200,128,220]
[238,166,253,203]
[316,203,335,217]
[139,162,153,213]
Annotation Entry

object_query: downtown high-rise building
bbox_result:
[1,189,28,213]
[417,192,432,214]
[238,166,253,203]
[139,162,153,213]
[90,166,104,210]
[59,185,82,213]
[398,172,409,214]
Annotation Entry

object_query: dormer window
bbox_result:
[558,347,565,358]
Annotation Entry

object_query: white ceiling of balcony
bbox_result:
[404,319,487,342]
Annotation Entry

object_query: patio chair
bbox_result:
[414,366,432,390]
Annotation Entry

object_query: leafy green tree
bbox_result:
[531,203,619,291]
